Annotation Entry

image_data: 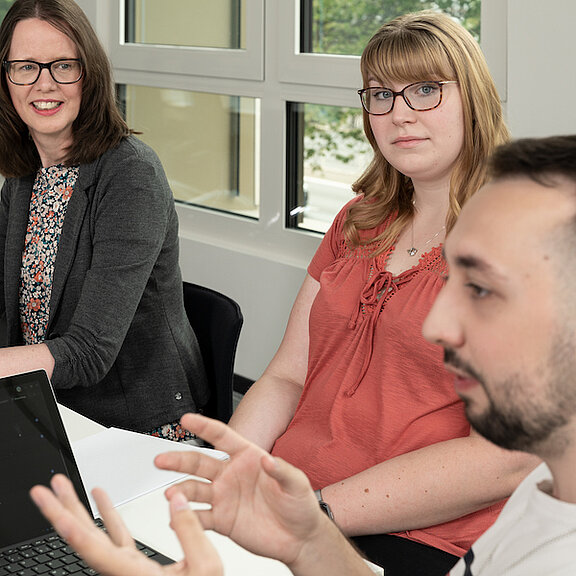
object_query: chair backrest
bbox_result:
[182,282,243,422]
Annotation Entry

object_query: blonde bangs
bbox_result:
[361,25,455,86]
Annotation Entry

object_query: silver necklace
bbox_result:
[407,223,446,257]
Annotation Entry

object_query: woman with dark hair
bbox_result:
[229,11,539,575]
[0,0,209,438]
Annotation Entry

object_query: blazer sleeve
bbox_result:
[45,139,180,388]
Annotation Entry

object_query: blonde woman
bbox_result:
[230,11,539,575]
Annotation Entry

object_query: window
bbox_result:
[127,0,244,49]
[287,102,370,233]
[104,0,500,264]
[112,1,262,219]
[120,86,259,217]
[300,0,480,56]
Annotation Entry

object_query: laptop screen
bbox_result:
[0,370,90,549]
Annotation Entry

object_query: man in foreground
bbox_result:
[31,134,576,575]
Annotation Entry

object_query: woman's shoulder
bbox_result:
[80,136,172,206]
[101,135,160,164]
[85,136,165,182]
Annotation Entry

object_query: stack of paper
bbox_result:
[72,427,227,511]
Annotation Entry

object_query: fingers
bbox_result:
[51,474,96,521]
[155,449,223,482]
[155,413,269,483]
[92,487,135,548]
[164,476,213,506]
[31,477,158,576]
[168,491,223,575]
[29,485,77,542]
[180,413,257,456]
[261,455,314,498]
[30,475,95,541]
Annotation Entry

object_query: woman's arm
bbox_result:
[0,143,173,389]
[0,342,55,378]
[321,429,540,536]
[228,274,320,451]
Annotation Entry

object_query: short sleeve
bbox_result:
[308,196,361,281]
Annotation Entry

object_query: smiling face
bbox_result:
[368,78,464,190]
[6,18,82,166]
[423,176,576,457]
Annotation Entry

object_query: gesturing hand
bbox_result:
[155,413,325,566]
[30,474,222,576]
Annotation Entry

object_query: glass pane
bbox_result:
[287,103,372,234]
[120,86,259,218]
[301,0,481,55]
[126,0,244,49]
[0,0,14,23]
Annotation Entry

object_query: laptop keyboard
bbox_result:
[0,520,166,576]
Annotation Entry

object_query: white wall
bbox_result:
[506,0,576,137]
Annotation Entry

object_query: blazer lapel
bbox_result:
[48,168,89,326]
[4,176,33,342]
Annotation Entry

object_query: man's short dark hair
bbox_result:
[489,134,576,188]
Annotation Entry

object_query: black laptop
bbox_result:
[0,369,174,575]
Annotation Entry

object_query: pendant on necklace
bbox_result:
[407,247,418,257]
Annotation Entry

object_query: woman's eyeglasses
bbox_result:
[3,59,84,86]
[358,81,457,115]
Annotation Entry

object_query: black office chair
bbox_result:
[183,282,243,423]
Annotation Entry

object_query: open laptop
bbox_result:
[0,369,174,574]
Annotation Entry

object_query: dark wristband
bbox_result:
[314,488,334,521]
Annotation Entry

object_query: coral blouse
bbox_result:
[271,197,502,556]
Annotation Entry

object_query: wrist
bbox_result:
[314,488,334,521]
[290,517,371,576]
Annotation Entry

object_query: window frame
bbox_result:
[95,0,507,269]
[277,0,507,100]
[108,0,265,81]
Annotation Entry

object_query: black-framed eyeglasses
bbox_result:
[358,81,458,116]
[3,59,84,85]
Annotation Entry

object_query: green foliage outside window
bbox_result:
[310,0,480,55]
[0,0,14,24]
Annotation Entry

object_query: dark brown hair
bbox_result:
[489,134,576,187]
[0,0,131,177]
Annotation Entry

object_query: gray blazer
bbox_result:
[0,136,209,432]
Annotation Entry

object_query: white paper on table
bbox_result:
[72,427,228,512]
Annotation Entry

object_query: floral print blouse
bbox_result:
[20,165,78,344]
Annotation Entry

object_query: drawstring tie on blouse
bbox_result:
[346,264,417,396]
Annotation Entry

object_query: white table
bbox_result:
[59,405,292,575]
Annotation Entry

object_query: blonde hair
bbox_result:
[345,11,509,253]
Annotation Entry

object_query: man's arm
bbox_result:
[31,414,373,576]
[158,413,374,576]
